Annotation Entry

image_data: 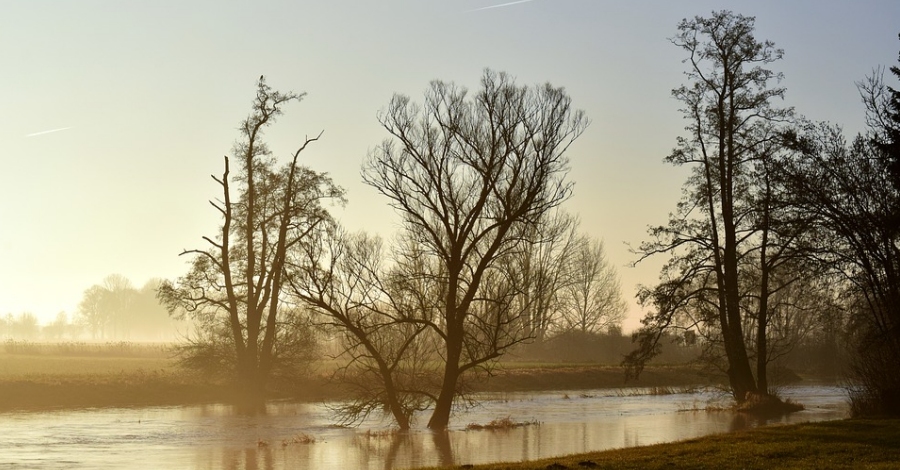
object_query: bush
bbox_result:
[847,333,900,417]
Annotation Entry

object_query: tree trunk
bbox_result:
[757,298,769,394]
[374,351,411,430]
[722,190,758,402]
[428,333,462,429]
[428,373,457,429]
[235,351,267,407]
[723,327,757,401]
[385,382,411,430]
[757,218,771,395]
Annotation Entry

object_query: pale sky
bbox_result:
[2,0,898,331]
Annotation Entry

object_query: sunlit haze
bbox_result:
[2,0,898,331]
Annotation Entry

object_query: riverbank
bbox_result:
[412,419,900,470]
[0,342,723,411]
[0,364,716,411]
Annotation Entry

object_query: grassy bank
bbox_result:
[0,341,721,411]
[412,419,900,470]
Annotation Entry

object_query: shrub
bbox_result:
[847,332,900,417]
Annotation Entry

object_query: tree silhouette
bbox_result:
[360,70,587,429]
[159,77,343,400]
[627,11,800,402]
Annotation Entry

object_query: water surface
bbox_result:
[0,385,848,469]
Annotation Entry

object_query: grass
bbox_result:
[281,433,316,446]
[613,385,701,397]
[0,342,220,410]
[3,340,173,357]
[412,419,900,470]
[466,416,541,430]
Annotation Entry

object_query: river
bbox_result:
[0,385,848,469]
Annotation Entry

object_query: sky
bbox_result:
[2,0,899,331]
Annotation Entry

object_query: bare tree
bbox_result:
[78,285,110,339]
[289,230,433,429]
[6,312,39,339]
[360,70,587,429]
[159,77,344,400]
[560,236,626,335]
[76,274,135,339]
[514,209,582,342]
[627,11,796,402]
[860,34,900,191]
[43,312,73,340]
[781,121,900,415]
[102,274,134,338]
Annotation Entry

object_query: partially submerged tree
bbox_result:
[159,77,344,400]
[627,11,799,402]
[354,70,588,429]
[289,230,434,429]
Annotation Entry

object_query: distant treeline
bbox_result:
[1,275,186,342]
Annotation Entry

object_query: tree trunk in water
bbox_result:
[234,349,267,409]
[723,280,757,402]
[380,364,411,430]
[428,383,456,429]
[724,334,758,402]
[392,407,410,431]
[722,188,758,403]
[428,337,462,429]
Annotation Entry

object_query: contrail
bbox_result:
[467,0,536,13]
[25,127,72,137]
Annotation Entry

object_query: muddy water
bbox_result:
[0,385,847,469]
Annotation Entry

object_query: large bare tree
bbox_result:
[627,11,798,402]
[360,70,587,429]
[159,77,344,400]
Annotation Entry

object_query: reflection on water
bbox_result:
[0,385,848,469]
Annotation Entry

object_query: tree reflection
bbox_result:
[430,430,454,468]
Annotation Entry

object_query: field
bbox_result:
[410,419,900,470]
[484,362,721,392]
[0,341,226,410]
[0,341,722,411]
